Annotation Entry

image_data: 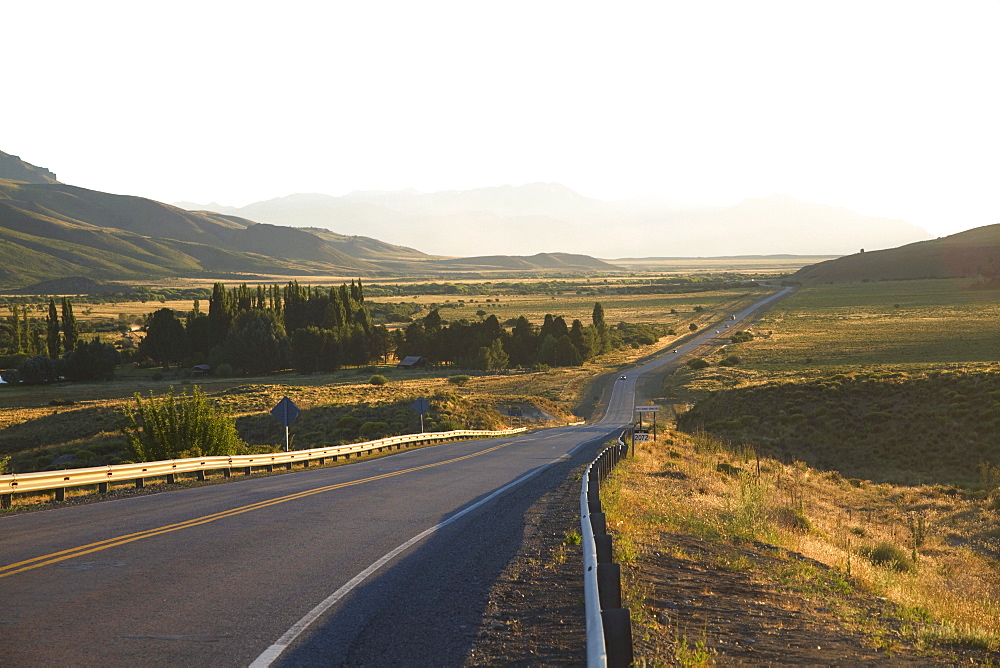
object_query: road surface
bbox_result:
[0,288,790,666]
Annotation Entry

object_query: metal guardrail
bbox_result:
[0,427,527,508]
[581,430,633,668]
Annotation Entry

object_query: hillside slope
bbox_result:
[794,224,1000,282]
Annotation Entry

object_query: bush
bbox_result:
[861,541,914,572]
[215,363,233,378]
[121,386,247,461]
[686,357,710,370]
[718,354,742,367]
[447,374,471,386]
[359,421,389,439]
[369,374,388,386]
[771,506,812,533]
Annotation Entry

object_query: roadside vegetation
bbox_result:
[0,281,762,478]
[608,277,1000,662]
[603,429,1000,662]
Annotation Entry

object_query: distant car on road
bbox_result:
[731,314,737,320]
[620,375,627,380]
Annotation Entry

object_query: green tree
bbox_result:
[223,310,288,374]
[62,338,120,381]
[17,355,59,384]
[140,308,189,370]
[61,298,78,353]
[122,386,246,461]
[592,302,610,354]
[479,338,509,371]
[46,299,60,359]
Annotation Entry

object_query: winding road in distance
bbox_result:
[0,287,790,666]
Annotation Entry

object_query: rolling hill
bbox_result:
[793,224,1000,283]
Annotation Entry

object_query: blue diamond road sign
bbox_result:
[270,396,301,427]
[412,397,430,415]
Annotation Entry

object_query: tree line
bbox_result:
[137,279,393,375]
[395,302,669,370]
[2,279,672,383]
[1,298,120,383]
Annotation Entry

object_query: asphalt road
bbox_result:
[0,288,790,666]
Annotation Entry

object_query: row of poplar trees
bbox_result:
[140,280,392,374]
[3,299,79,357]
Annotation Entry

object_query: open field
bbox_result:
[664,279,1000,487]
[0,286,763,480]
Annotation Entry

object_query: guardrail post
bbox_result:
[197,470,207,481]
[285,462,293,471]
[265,464,274,473]
[1,493,12,509]
[601,608,634,668]
[166,474,176,484]
[245,466,252,475]
[135,478,144,489]
[54,488,66,502]
[597,562,623,609]
[317,457,325,465]
[590,511,607,536]
[223,468,232,478]
[595,534,613,563]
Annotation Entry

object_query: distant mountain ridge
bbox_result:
[0,152,626,288]
[178,185,934,257]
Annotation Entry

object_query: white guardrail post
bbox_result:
[581,431,634,668]
[0,427,527,508]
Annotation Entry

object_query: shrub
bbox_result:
[369,374,388,386]
[861,541,914,572]
[447,374,471,386]
[215,363,233,378]
[686,357,710,370]
[718,354,742,367]
[771,506,812,533]
[121,386,246,461]
[358,421,389,439]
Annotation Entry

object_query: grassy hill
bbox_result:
[794,224,1000,283]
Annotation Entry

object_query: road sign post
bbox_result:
[636,406,660,442]
[412,397,431,433]
[270,396,301,452]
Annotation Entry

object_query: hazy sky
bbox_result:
[6,1,998,238]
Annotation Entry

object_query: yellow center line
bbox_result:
[0,441,514,579]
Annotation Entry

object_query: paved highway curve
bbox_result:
[0,288,789,666]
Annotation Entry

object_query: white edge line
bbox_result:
[249,449,575,667]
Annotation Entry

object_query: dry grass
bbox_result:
[602,430,1000,657]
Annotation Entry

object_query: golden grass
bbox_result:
[602,430,1000,656]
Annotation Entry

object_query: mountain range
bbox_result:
[177,185,933,258]
[4,149,992,291]
[0,153,624,288]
